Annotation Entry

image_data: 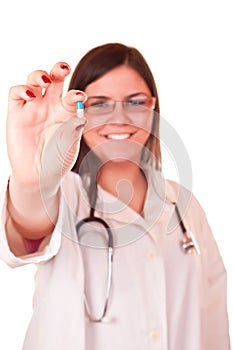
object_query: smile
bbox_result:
[106,133,132,140]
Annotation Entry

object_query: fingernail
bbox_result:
[75,91,88,102]
[26,90,36,98]
[41,75,51,84]
[60,63,69,70]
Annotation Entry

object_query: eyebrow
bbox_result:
[87,92,149,100]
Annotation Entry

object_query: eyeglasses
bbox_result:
[84,94,156,116]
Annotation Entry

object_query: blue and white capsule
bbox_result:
[76,101,84,118]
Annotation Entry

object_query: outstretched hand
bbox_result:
[7,62,87,190]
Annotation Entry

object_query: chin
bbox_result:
[95,150,142,165]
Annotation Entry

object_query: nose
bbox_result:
[106,102,131,123]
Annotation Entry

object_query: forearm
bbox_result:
[7,175,59,240]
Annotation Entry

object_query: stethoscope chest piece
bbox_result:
[181,231,201,255]
[173,203,201,255]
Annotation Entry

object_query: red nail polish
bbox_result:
[26,90,36,98]
[60,64,69,70]
[41,75,51,84]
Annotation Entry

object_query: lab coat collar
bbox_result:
[95,162,173,227]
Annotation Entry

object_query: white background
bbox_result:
[0,0,232,348]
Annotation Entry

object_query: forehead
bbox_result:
[84,65,151,98]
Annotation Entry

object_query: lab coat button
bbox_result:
[149,329,159,342]
[148,251,156,260]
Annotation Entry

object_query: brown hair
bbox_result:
[68,42,161,175]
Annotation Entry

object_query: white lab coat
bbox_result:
[0,165,231,349]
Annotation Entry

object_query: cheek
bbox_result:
[136,117,153,144]
[83,129,99,150]
[133,113,154,135]
[133,129,150,146]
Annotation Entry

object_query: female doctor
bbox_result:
[0,43,231,349]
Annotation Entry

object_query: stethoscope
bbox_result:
[76,206,113,323]
[76,202,200,323]
[173,203,201,255]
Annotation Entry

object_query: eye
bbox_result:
[125,97,147,106]
[85,98,113,115]
[89,101,109,108]
[85,98,109,109]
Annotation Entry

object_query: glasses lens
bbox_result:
[124,95,154,113]
[85,98,114,115]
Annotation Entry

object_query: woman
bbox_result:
[0,43,230,349]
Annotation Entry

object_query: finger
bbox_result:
[41,116,86,182]
[26,62,71,99]
[42,62,71,99]
[50,62,71,82]
[27,70,52,88]
[62,89,88,114]
[8,85,37,110]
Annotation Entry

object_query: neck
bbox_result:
[97,160,147,214]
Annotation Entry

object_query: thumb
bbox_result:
[40,117,86,194]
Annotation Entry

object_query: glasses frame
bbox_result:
[84,94,156,116]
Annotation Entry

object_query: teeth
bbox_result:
[107,133,131,140]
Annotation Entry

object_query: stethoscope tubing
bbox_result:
[76,202,200,323]
[76,216,114,322]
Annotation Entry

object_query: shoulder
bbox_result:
[165,179,193,207]
[165,178,207,226]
